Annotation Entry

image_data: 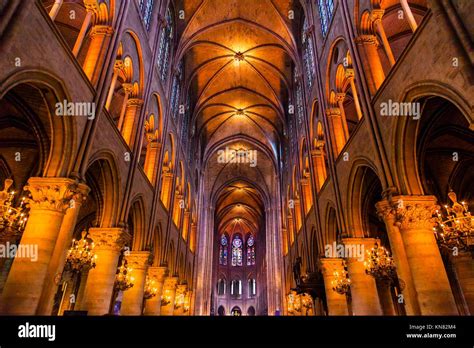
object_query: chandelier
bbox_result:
[183,291,191,313]
[161,289,172,306]
[300,292,313,315]
[65,230,97,273]
[364,243,396,281]
[434,190,473,252]
[114,258,134,291]
[331,269,350,295]
[287,290,301,314]
[0,179,28,236]
[143,276,158,299]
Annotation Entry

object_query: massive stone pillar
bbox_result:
[80,228,130,315]
[173,284,188,316]
[392,195,458,315]
[37,182,90,315]
[376,199,420,315]
[343,238,383,315]
[143,266,168,315]
[320,258,349,315]
[160,276,178,316]
[121,251,151,315]
[0,177,78,315]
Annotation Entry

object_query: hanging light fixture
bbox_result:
[65,230,97,273]
[0,179,29,236]
[434,190,473,252]
[183,291,191,313]
[287,290,301,315]
[143,276,158,299]
[114,258,134,291]
[331,268,350,295]
[364,243,396,281]
[161,289,172,306]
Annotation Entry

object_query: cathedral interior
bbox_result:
[0,0,473,318]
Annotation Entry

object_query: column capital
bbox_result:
[320,258,345,275]
[125,251,151,271]
[375,198,395,221]
[164,276,179,290]
[370,9,385,23]
[88,227,131,252]
[24,177,81,212]
[344,68,355,80]
[354,35,380,47]
[148,266,168,282]
[325,107,341,117]
[335,93,346,103]
[392,195,439,231]
[114,60,125,72]
[122,82,134,94]
[89,25,114,38]
[127,98,144,107]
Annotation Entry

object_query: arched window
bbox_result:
[246,235,255,266]
[317,0,334,36]
[217,278,226,295]
[296,79,304,126]
[139,0,154,31]
[231,235,243,267]
[231,279,242,297]
[219,234,228,265]
[248,278,256,297]
[302,17,315,87]
[170,61,183,119]
[157,7,174,81]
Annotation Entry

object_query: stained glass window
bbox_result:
[170,61,183,119]
[246,235,255,266]
[157,7,174,81]
[138,0,154,31]
[317,0,335,36]
[248,278,256,297]
[296,79,304,126]
[232,235,243,266]
[219,235,228,265]
[302,17,315,88]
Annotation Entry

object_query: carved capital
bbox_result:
[122,83,134,94]
[344,68,355,80]
[375,199,396,222]
[335,93,346,103]
[125,251,151,271]
[148,266,168,283]
[24,177,79,212]
[393,195,439,231]
[355,35,380,47]
[89,25,114,38]
[163,276,179,290]
[320,258,345,276]
[370,9,385,23]
[325,107,341,117]
[88,227,131,252]
[127,98,144,107]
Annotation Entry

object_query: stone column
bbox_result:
[345,69,363,120]
[143,140,161,185]
[320,258,349,315]
[172,194,184,227]
[335,93,350,140]
[72,9,94,56]
[311,147,327,191]
[173,284,187,316]
[143,266,168,315]
[48,0,63,20]
[181,210,190,240]
[371,10,396,67]
[161,276,178,316]
[376,199,420,315]
[300,179,312,214]
[82,25,114,84]
[0,177,77,315]
[121,98,144,146]
[117,83,133,130]
[343,238,383,315]
[37,182,90,315]
[293,199,302,232]
[451,252,474,314]
[400,0,418,32]
[325,108,346,156]
[120,251,151,315]
[105,61,124,111]
[160,172,173,209]
[355,35,385,94]
[80,228,130,315]
[393,195,458,315]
